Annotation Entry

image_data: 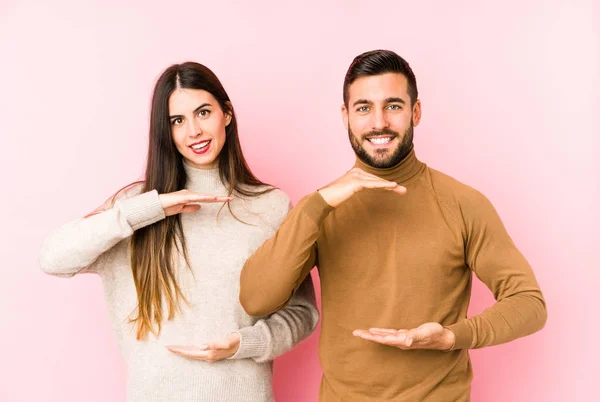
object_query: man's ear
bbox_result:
[412,99,421,127]
[342,103,349,129]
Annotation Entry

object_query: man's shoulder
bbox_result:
[424,167,491,212]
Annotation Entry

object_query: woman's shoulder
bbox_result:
[257,186,291,204]
[256,186,291,205]
[236,186,292,224]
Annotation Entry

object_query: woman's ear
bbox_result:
[225,101,233,127]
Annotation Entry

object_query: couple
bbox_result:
[39,50,547,402]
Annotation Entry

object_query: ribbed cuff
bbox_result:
[300,192,334,225]
[228,325,268,361]
[117,190,166,231]
[446,320,474,350]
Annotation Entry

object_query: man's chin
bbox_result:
[370,150,395,162]
[362,155,396,169]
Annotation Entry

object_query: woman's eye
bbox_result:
[199,110,211,117]
[171,118,183,126]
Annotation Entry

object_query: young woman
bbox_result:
[39,62,319,402]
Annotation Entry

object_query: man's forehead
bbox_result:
[348,73,409,101]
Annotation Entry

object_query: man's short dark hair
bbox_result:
[343,50,418,106]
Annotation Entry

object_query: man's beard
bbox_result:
[348,123,414,169]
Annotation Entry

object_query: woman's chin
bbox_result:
[183,154,218,169]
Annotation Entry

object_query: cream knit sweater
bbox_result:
[39,164,319,402]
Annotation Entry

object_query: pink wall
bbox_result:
[1,1,598,401]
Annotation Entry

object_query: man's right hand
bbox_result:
[317,168,406,208]
[159,190,232,216]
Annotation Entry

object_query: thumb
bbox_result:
[180,204,201,214]
[406,328,425,345]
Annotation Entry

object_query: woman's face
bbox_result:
[169,88,231,169]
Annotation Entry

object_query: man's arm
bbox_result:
[354,187,547,351]
[240,192,328,316]
[240,168,406,316]
[446,188,548,349]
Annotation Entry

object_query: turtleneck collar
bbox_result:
[183,162,228,195]
[354,146,425,184]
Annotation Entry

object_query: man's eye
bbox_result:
[388,105,401,110]
[357,106,369,112]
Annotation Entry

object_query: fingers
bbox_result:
[352,329,382,341]
[360,181,406,195]
[357,180,401,191]
[166,345,208,357]
[361,179,399,187]
[353,328,399,340]
[185,195,233,204]
[354,331,402,346]
[166,345,225,362]
[368,328,399,334]
[354,322,448,350]
[160,192,233,210]
[353,328,403,337]
[353,328,415,348]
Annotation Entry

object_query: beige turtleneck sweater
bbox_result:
[39,164,319,402]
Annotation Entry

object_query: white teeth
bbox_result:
[191,141,210,149]
[369,137,392,145]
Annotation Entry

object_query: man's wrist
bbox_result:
[441,327,456,351]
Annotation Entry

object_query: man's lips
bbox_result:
[365,136,395,145]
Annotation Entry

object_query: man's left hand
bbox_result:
[353,322,455,351]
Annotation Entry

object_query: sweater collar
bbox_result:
[183,162,228,195]
[353,146,425,184]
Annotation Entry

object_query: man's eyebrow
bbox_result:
[352,98,406,107]
[352,99,373,107]
[385,97,406,104]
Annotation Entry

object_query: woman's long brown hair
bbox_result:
[91,62,272,339]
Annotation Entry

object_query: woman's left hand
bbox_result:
[166,333,241,362]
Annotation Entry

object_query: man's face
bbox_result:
[343,73,421,168]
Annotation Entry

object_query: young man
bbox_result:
[240,50,547,401]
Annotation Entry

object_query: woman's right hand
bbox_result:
[159,190,232,217]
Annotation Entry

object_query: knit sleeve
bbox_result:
[39,189,165,277]
[446,188,547,349]
[229,273,319,362]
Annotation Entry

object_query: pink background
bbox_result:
[1,1,598,401]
